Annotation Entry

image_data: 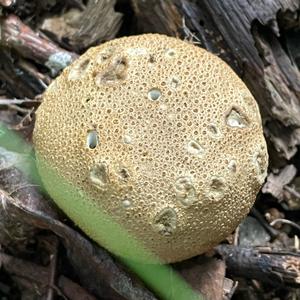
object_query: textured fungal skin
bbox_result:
[33,34,268,263]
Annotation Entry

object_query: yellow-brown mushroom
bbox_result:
[33,34,268,263]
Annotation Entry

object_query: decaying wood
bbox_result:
[132,0,182,37]
[217,245,300,287]
[0,15,78,75]
[0,131,158,300]
[1,1,300,298]
[0,191,158,300]
[0,49,48,98]
[132,0,300,160]
[0,145,57,253]
[176,256,226,300]
[0,98,41,105]
[0,252,97,300]
[40,0,123,52]
[262,164,297,201]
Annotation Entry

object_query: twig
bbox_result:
[0,49,46,98]
[0,133,159,300]
[233,224,239,246]
[251,207,279,239]
[283,185,300,198]
[16,107,34,124]
[0,15,78,75]
[8,184,40,196]
[7,104,32,114]
[0,146,57,253]
[47,238,59,300]
[182,17,201,44]
[1,190,159,300]
[0,252,97,300]
[270,219,300,232]
[17,59,51,87]
[0,99,41,105]
[216,245,300,287]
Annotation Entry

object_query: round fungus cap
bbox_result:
[33,34,268,263]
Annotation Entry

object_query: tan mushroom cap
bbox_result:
[33,34,268,263]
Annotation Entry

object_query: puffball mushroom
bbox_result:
[33,34,268,263]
